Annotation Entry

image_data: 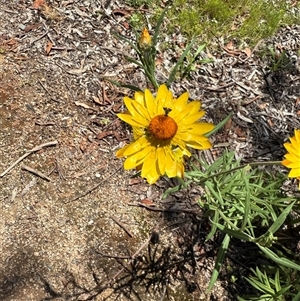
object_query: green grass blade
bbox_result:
[166,38,196,87]
[241,169,250,231]
[152,7,168,51]
[112,31,141,54]
[267,201,295,234]
[292,291,300,301]
[206,211,219,241]
[215,224,254,241]
[125,56,143,68]
[206,234,230,292]
[205,112,233,137]
[258,246,300,271]
[245,276,274,295]
[105,78,142,92]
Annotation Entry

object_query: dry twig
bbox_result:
[129,203,198,214]
[110,215,133,238]
[0,140,58,178]
[21,164,51,181]
[66,166,123,203]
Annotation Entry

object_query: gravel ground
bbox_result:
[0,1,300,300]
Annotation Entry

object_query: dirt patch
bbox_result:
[1,1,300,301]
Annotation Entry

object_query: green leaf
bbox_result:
[112,31,141,55]
[292,291,300,301]
[245,276,274,295]
[206,210,219,241]
[206,234,230,292]
[241,169,250,231]
[276,284,293,297]
[104,78,142,92]
[124,55,144,68]
[166,38,196,87]
[214,224,254,241]
[181,43,209,78]
[205,112,233,137]
[258,246,300,271]
[267,201,295,234]
[151,7,168,56]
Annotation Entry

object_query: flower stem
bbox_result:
[198,161,282,183]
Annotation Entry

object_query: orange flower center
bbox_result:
[149,115,178,140]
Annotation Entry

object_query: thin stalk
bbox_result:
[198,161,282,184]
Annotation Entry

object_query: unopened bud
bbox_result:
[139,27,152,49]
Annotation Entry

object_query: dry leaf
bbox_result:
[123,21,130,30]
[96,131,113,140]
[128,178,142,185]
[74,101,92,110]
[140,199,155,206]
[267,119,274,127]
[224,118,232,131]
[235,126,246,138]
[225,40,234,51]
[45,41,53,55]
[33,0,45,9]
[112,9,131,16]
[92,95,102,105]
[237,111,253,123]
[243,47,252,57]
[258,103,268,110]
[24,23,40,33]
[79,138,88,152]
[155,56,163,66]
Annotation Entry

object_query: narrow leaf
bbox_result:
[206,234,230,292]
[258,246,300,271]
[166,38,196,87]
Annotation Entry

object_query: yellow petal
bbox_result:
[124,155,139,169]
[132,126,145,139]
[144,89,157,117]
[294,129,300,144]
[176,161,184,178]
[172,91,189,112]
[286,161,300,169]
[281,159,291,167]
[156,84,173,108]
[178,111,206,124]
[139,28,152,48]
[172,101,200,121]
[289,168,300,178]
[170,136,186,150]
[183,122,215,136]
[157,147,166,175]
[122,137,148,156]
[124,97,150,120]
[284,153,300,163]
[186,139,212,150]
[134,91,145,105]
[164,148,177,177]
[175,131,211,145]
[117,113,148,127]
[146,163,160,184]
[141,149,157,178]
[284,142,299,157]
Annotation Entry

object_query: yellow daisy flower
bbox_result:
[282,129,300,186]
[116,84,214,184]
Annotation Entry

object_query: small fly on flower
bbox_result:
[163,107,172,116]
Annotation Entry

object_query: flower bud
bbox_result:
[139,27,152,49]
